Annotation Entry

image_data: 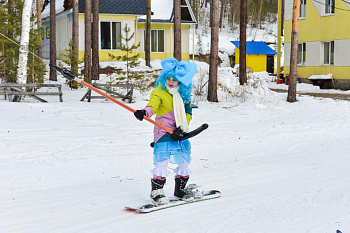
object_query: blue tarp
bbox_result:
[230,41,277,55]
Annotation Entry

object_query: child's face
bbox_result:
[166,78,179,88]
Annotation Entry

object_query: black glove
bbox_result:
[171,127,185,141]
[134,110,146,121]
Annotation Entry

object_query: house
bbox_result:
[41,0,196,63]
[283,0,350,90]
[137,0,196,61]
[230,41,277,73]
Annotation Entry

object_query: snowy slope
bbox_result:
[1,63,350,232]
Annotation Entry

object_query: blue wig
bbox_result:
[155,70,192,104]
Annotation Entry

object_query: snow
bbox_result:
[41,0,65,19]
[308,73,333,80]
[1,59,350,232]
[139,0,173,21]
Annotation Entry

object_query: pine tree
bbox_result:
[109,24,140,82]
[0,0,45,84]
[58,39,81,88]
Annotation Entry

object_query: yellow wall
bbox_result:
[283,66,350,80]
[284,1,350,80]
[79,14,135,21]
[138,52,190,61]
[234,48,270,72]
[137,24,190,30]
[285,1,350,44]
[78,14,191,61]
[137,23,191,61]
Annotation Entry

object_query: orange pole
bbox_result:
[81,81,174,134]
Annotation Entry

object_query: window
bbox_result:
[324,41,334,65]
[144,30,165,52]
[325,0,335,14]
[100,22,121,50]
[45,27,50,39]
[300,0,306,18]
[297,43,306,65]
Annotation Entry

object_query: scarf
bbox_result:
[166,84,189,133]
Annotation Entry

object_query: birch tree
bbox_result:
[16,0,34,86]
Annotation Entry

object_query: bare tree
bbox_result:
[145,0,151,67]
[287,0,300,102]
[84,0,92,83]
[239,0,247,85]
[173,0,181,60]
[50,0,57,81]
[92,0,99,80]
[72,0,79,76]
[207,0,219,102]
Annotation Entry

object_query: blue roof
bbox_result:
[230,41,277,55]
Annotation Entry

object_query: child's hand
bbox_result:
[134,110,146,121]
[171,127,184,141]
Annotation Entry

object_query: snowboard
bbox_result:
[125,190,221,213]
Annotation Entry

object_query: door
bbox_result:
[266,55,274,73]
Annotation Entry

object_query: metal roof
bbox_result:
[79,0,147,15]
[230,41,277,55]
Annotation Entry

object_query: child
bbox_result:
[134,57,197,205]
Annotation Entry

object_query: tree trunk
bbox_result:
[49,0,57,81]
[195,0,199,29]
[281,0,285,36]
[287,0,300,103]
[219,0,225,28]
[36,0,42,58]
[14,0,33,101]
[239,0,247,85]
[145,0,151,67]
[174,0,181,61]
[84,0,92,83]
[92,0,99,80]
[207,0,219,102]
[258,0,263,28]
[8,0,13,39]
[72,0,79,76]
[36,0,43,83]
[16,0,34,86]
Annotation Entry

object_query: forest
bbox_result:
[0,0,279,83]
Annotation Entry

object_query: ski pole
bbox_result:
[50,64,174,134]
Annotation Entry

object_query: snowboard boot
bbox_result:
[150,178,169,205]
[174,176,195,201]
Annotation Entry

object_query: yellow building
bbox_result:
[231,41,277,73]
[284,0,350,90]
[41,0,196,62]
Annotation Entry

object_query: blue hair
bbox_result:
[155,70,192,104]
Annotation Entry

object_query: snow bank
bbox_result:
[192,61,279,105]
[308,73,333,80]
